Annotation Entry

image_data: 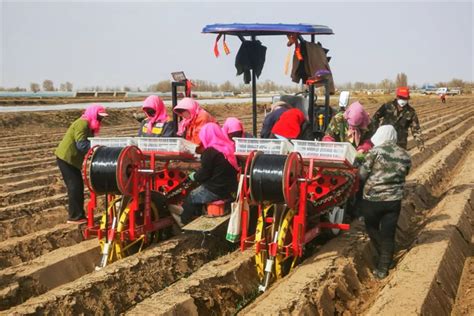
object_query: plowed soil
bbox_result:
[0,95,472,315]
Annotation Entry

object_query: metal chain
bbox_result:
[310,169,356,213]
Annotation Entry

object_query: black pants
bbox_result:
[56,158,85,220]
[361,199,401,271]
[181,185,222,225]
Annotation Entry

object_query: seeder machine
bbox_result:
[233,138,358,291]
[82,136,198,268]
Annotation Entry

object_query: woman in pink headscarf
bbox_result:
[179,123,239,224]
[323,101,374,153]
[54,104,108,224]
[222,117,252,141]
[138,95,174,137]
[173,97,216,147]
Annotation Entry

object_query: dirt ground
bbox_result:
[0,94,472,315]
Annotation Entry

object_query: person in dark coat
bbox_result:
[271,108,313,140]
[180,123,239,225]
[260,101,291,138]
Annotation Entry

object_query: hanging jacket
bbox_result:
[291,41,335,94]
[235,40,267,84]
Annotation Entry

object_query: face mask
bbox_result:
[397,99,408,107]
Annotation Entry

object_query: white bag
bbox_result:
[226,175,245,243]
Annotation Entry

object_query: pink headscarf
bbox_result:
[199,123,239,170]
[81,103,107,135]
[222,117,244,136]
[343,101,370,146]
[173,98,203,136]
[143,95,169,133]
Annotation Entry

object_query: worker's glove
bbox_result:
[355,152,366,162]
[188,171,196,181]
[419,145,425,152]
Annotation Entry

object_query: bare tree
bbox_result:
[395,73,408,87]
[148,80,171,92]
[30,83,40,92]
[42,80,55,91]
[219,80,235,92]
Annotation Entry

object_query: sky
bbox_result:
[1,0,473,89]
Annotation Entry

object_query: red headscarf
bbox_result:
[271,108,305,139]
[173,98,202,136]
[199,122,239,170]
[142,95,169,133]
[81,103,107,135]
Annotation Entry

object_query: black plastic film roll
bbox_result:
[250,154,287,203]
[90,147,123,194]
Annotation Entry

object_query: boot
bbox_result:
[373,242,394,280]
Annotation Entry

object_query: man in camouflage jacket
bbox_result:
[359,125,411,279]
[371,87,425,151]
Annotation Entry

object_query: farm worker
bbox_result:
[440,93,447,104]
[55,104,108,224]
[323,101,374,153]
[222,117,252,141]
[180,123,239,225]
[271,108,313,140]
[173,97,216,148]
[138,95,174,137]
[260,101,291,138]
[371,87,424,151]
[359,125,411,279]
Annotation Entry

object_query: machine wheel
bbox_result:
[326,205,346,236]
[99,192,165,263]
[275,208,299,279]
[255,204,272,280]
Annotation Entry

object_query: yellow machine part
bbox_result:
[255,204,272,280]
[274,208,299,279]
[99,195,159,264]
[255,205,300,282]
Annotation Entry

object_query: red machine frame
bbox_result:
[82,146,194,243]
[239,151,359,260]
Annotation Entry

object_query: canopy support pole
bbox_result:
[251,35,258,137]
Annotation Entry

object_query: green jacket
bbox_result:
[371,100,424,149]
[359,140,411,201]
[55,118,93,169]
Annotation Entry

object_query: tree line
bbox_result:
[0,74,472,93]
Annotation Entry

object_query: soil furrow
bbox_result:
[0,223,85,269]
[0,239,100,311]
[0,206,67,242]
[2,234,234,315]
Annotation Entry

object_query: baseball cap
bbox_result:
[396,87,410,99]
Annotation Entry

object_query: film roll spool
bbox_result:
[87,146,142,196]
[249,153,302,207]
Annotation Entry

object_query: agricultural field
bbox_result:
[0,95,472,315]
